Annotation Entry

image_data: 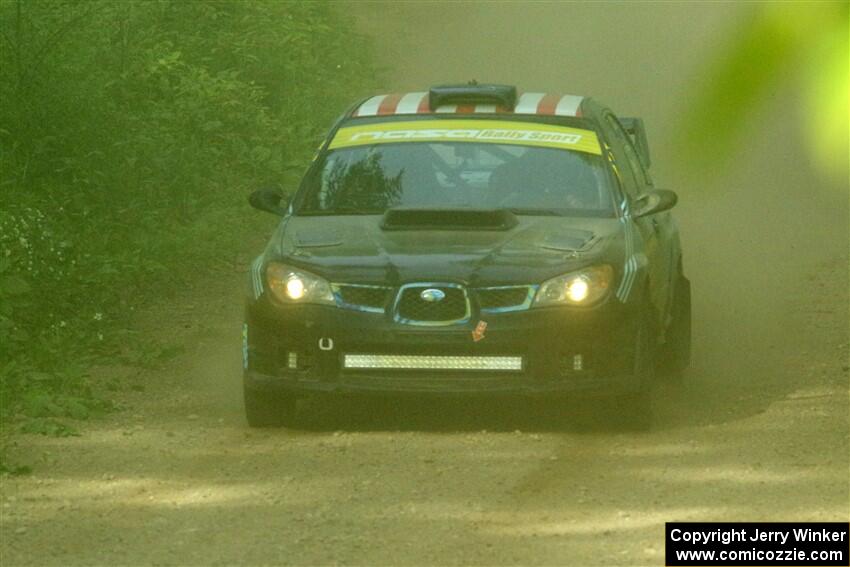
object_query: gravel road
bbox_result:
[1,257,846,566]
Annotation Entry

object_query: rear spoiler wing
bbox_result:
[620,117,651,169]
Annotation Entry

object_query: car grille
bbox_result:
[395,285,469,324]
[476,286,534,311]
[334,285,392,312]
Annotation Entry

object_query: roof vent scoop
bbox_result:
[428,84,517,110]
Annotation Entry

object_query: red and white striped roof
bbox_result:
[352,91,584,118]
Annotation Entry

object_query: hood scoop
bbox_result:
[381,208,518,231]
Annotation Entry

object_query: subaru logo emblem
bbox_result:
[420,288,445,302]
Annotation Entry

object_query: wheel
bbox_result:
[610,389,653,431]
[243,383,297,428]
[658,275,691,384]
[610,303,656,431]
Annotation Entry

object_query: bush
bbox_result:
[0,0,377,425]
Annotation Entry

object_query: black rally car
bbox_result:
[243,84,691,429]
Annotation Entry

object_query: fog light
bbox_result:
[287,352,298,369]
[573,354,583,371]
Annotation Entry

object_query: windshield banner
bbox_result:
[329,119,602,155]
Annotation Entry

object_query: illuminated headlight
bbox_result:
[266,262,334,305]
[533,265,613,307]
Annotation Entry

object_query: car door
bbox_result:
[600,112,674,323]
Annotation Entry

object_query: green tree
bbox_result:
[677,2,848,188]
[0,0,376,426]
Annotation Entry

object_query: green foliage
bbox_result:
[18,417,79,437]
[676,2,848,185]
[0,0,377,427]
[0,457,32,475]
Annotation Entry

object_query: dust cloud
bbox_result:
[348,0,849,392]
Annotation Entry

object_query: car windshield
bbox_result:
[299,142,615,217]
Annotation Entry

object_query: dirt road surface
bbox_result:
[2,3,848,566]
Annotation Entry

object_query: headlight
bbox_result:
[266,262,334,305]
[533,265,613,307]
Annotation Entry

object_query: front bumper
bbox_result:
[244,296,642,396]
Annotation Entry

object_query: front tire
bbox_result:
[658,275,691,384]
[611,304,656,431]
[610,390,653,431]
[244,384,297,428]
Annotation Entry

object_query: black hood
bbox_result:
[272,214,625,286]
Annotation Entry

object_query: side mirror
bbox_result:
[249,188,290,216]
[633,189,677,218]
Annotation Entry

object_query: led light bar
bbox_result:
[343,354,522,371]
